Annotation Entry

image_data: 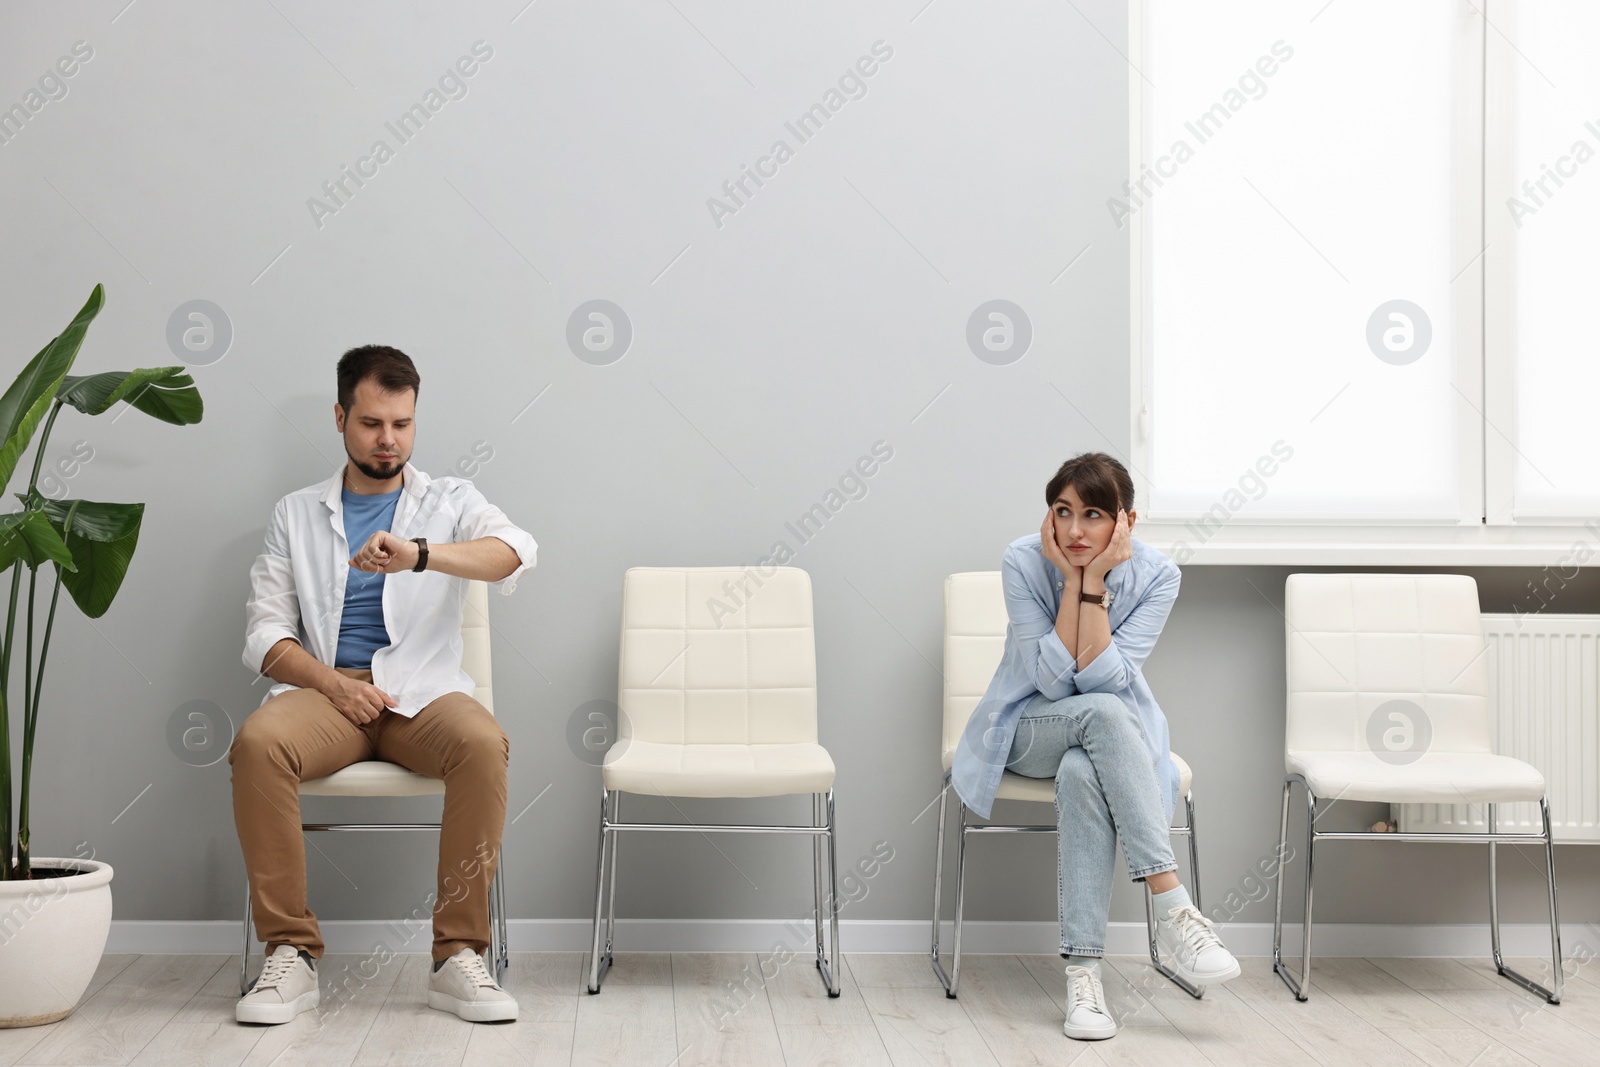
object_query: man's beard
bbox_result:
[348,450,404,482]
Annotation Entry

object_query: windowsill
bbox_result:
[1133,520,1600,567]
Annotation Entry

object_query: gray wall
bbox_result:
[3,0,1595,938]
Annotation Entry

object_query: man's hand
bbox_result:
[325,672,398,725]
[350,530,419,574]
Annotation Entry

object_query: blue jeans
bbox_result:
[1005,690,1177,957]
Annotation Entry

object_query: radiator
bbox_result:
[1395,613,1600,843]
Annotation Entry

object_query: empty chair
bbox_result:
[1272,572,1561,1003]
[587,566,841,996]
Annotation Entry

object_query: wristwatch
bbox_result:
[410,537,429,572]
[1080,588,1114,610]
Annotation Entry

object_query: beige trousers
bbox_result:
[228,667,508,962]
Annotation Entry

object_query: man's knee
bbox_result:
[454,710,509,765]
[229,710,284,769]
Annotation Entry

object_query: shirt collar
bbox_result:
[319,461,431,511]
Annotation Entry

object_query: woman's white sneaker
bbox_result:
[237,945,320,1025]
[1062,962,1118,1040]
[427,948,518,1022]
[1155,905,1241,986]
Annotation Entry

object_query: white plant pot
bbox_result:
[0,858,113,1027]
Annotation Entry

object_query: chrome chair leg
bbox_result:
[1185,791,1202,911]
[1145,790,1205,999]
[1489,802,1502,969]
[488,864,508,984]
[812,792,825,975]
[586,787,613,993]
[1273,774,1314,1000]
[929,776,956,996]
[826,790,842,996]
[498,860,510,980]
[1144,879,1204,999]
[240,882,255,996]
[1539,796,1565,1003]
[946,800,971,998]
[604,791,620,960]
[1488,798,1563,1003]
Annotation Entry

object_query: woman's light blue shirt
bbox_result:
[951,533,1182,823]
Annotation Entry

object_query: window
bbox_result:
[1487,1,1600,521]
[1129,0,1598,562]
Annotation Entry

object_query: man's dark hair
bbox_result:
[337,345,420,412]
[1045,452,1134,515]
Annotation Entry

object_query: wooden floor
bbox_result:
[0,950,1593,1066]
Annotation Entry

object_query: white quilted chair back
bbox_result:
[459,578,494,716]
[1284,572,1490,755]
[618,567,818,746]
[941,572,1009,771]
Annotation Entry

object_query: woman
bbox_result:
[951,452,1239,1041]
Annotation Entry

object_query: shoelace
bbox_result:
[253,951,303,991]
[1165,905,1224,956]
[1064,965,1109,1016]
[452,952,500,989]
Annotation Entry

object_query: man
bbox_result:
[230,345,535,1025]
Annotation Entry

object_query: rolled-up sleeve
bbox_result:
[243,498,302,674]
[454,484,538,595]
[1072,562,1181,694]
[1002,549,1078,701]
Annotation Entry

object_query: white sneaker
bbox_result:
[1155,905,1241,986]
[237,945,320,1025]
[1062,962,1117,1040]
[426,948,518,1022]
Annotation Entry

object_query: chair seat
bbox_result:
[993,751,1193,805]
[602,740,836,798]
[299,760,445,798]
[1287,750,1545,804]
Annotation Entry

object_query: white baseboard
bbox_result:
[105,918,1588,959]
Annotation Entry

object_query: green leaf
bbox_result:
[57,366,203,425]
[0,285,103,489]
[35,498,143,619]
[0,510,74,574]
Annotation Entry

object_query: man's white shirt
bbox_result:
[243,462,537,717]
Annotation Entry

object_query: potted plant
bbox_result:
[0,284,203,1026]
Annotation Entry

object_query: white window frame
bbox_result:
[1127,0,1598,565]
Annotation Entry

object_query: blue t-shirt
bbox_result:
[335,484,403,669]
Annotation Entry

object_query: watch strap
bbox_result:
[411,537,429,572]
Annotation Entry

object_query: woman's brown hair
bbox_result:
[1045,452,1134,516]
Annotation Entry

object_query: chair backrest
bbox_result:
[617,566,817,745]
[942,572,1008,771]
[459,578,494,716]
[1284,572,1490,755]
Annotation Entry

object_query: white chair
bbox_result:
[587,566,841,996]
[929,571,1205,998]
[240,579,509,994]
[1272,572,1561,1003]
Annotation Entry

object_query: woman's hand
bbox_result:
[1085,507,1132,582]
[1041,510,1085,592]
[1040,509,1075,576]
